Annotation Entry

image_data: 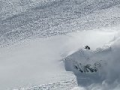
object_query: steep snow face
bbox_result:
[65,32,120,90]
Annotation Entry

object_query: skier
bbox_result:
[85,45,90,50]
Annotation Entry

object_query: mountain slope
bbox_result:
[0,0,120,46]
[1,0,120,90]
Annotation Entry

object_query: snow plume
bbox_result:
[71,83,120,90]
[65,36,120,90]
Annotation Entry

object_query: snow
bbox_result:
[0,35,76,90]
[71,87,85,90]
[65,31,120,90]
[0,29,118,90]
[1,0,120,90]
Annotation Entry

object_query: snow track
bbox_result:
[17,79,77,90]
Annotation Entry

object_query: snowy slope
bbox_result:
[0,30,118,90]
[0,34,78,90]
[0,0,120,46]
[0,0,120,90]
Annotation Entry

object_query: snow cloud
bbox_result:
[66,32,120,90]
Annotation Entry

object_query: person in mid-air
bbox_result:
[85,45,90,50]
